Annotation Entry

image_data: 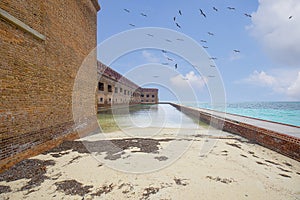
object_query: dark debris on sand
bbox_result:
[0,159,55,191]
[226,142,241,149]
[0,185,12,193]
[44,138,173,160]
[174,177,189,186]
[265,160,280,166]
[154,156,168,161]
[206,176,234,184]
[141,186,159,199]
[55,179,93,196]
[91,183,114,197]
[278,173,291,178]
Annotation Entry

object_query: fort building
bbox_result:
[0,0,100,172]
[97,61,159,109]
[140,88,159,104]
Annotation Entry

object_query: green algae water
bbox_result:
[97,104,202,132]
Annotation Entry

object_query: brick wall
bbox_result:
[170,103,300,161]
[0,0,100,172]
[97,61,159,109]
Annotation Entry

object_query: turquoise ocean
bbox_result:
[180,102,300,127]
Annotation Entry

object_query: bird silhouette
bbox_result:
[162,63,169,65]
[210,57,217,60]
[227,7,236,10]
[176,23,181,28]
[153,75,160,78]
[129,24,135,27]
[175,64,178,69]
[173,16,176,21]
[213,7,218,12]
[244,13,252,18]
[161,50,167,53]
[179,10,182,15]
[208,32,214,36]
[203,46,208,49]
[165,39,172,43]
[146,34,154,37]
[177,38,184,41]
[200,40,207,43]
[140,13,147,17]
[289,16,293,19]
[167,57,173,61]
[233,50,240,53]
[199,9,206,18]
[208,75,215,78]
[210,65,216,67]
[124,9,130,13]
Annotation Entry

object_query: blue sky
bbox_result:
[96,0,300,102]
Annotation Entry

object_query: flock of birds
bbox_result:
[121,5,294,78]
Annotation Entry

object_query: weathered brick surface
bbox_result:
[0,1,99,172]
[97,62,159,108]
[170,103,300,161]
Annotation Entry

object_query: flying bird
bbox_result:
[244,13,252,18]
[208,75,215,78]
[161,50,167,53]
[140,13,147,17]
[153,75,160,78]
[176,22,181,28]
[200,40,207,43]
[179,10,182,15]
[129,23,135,27]
[233,50,240,53]
[167,57,173,61]
[124,9,130,13]
[177,38,184,41]
[213,7,218,12]
[199,9,206,18]
[210,65,216,67]
[208,32,214,36]
[227,7,236,10]
[146,33,154,37]
[173,16,176,21]
[203,46,208,49]
[175,64,178,69]
[165,39,172,43]
[162,63,169,65]
[210,57,217,60]
[289,16,293,19]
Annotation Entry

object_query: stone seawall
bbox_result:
[169,103,300,161]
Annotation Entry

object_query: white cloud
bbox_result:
[287,72,300,99]
[170,71,207,90]
[142,50,160,63]
[248,0,300,66]
[242,69,300,100]
[244,70,276,86]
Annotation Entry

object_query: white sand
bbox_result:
[0,127,299,200]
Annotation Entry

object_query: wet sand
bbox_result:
[0,127,299,200]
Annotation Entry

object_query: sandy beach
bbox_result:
[0,126,299,200]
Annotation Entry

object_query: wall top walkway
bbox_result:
[167,103,300,138]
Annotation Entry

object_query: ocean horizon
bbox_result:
[173,101,300,127]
